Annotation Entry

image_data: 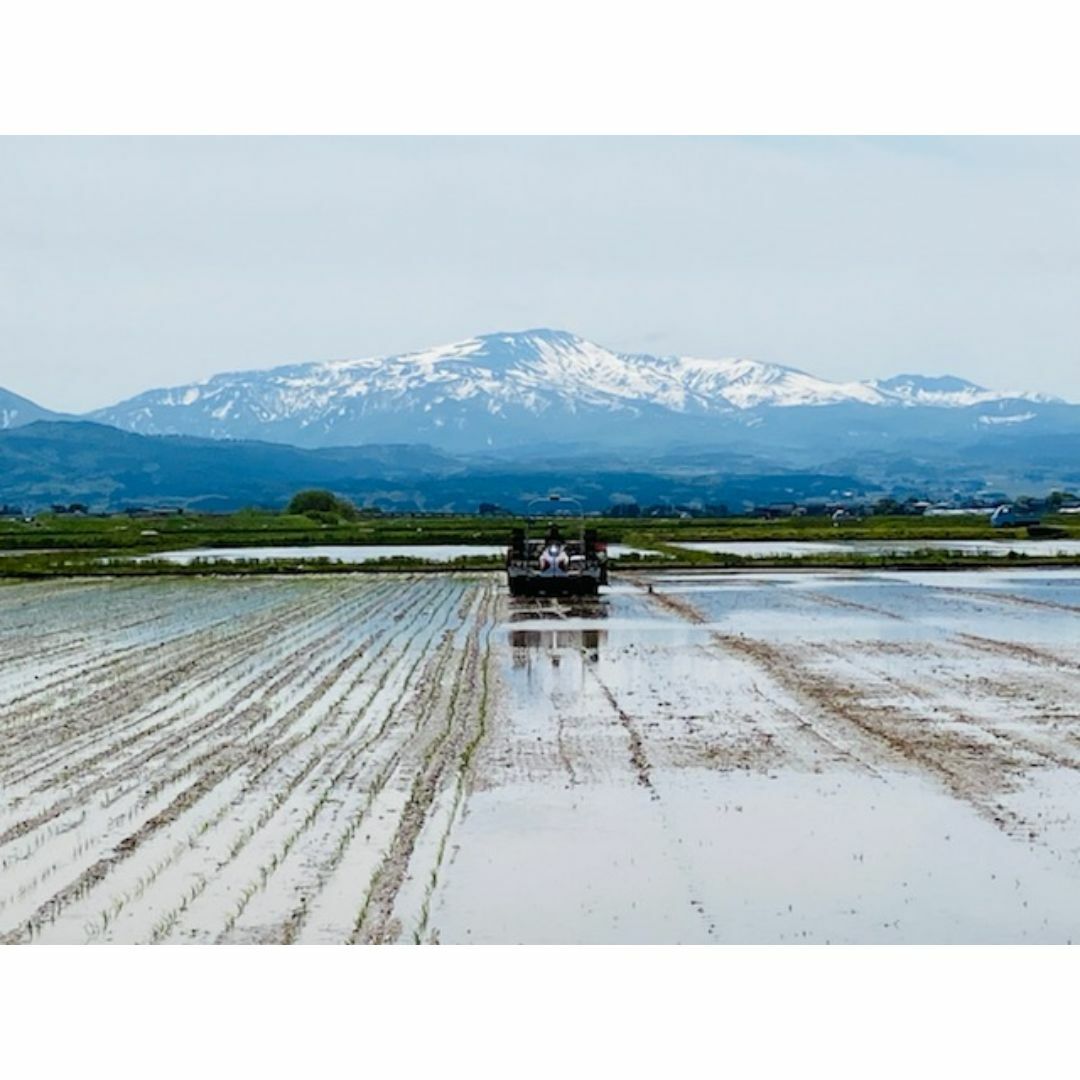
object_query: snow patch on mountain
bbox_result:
[978,411,1037,426]
[671,356,885,409]
[0,387,62,429]
[870,374,1054,408]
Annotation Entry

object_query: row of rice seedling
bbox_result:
[1,575,494,942]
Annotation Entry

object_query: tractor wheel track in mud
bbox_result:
[637,575,1078,845]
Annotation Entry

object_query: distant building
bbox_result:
[924,506,996,517]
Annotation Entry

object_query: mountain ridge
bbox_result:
[3,329,1073,464]
[0,420,868,512]
[3,410,1078,513]
[70,328,1063,451]
[0,387,66,430]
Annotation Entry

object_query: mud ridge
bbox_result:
[590,672,658,797]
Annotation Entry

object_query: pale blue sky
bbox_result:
[2,136,1078,411]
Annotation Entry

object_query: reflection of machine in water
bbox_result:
[510,626,605,655]
[509,626,607,670]
[506,495,608,597]
[507,600,608,670]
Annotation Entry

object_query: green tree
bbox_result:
[286,489,358,520]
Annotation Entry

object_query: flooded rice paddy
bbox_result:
[2,568,1079,943]
[678,538,1080,558]
[135,543,508,564]
[137,542,657,564]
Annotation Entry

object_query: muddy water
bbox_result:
[2,570,1079,943]
[427,570,1080,943]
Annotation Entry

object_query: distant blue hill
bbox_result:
[3,328,1078,507]
[0,421,868,512]
[1,419,1076,512]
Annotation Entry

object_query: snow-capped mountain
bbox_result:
[85,329,1063,451]
[869,374,1053,408]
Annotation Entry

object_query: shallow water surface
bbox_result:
[136,543,506,563]
[429,568,1080,942]
[678,539,1080,558]
[138,542,655,564]
[3,568,1079,943]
